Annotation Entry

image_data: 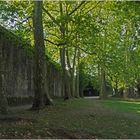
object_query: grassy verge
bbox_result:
[101,98,140,113]
[0,98,140,139]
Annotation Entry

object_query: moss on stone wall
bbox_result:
[0,25,28,47]
[0,24,61,72]
[0,25,33,58]
[0,24,63,98]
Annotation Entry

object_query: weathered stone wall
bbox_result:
[0,25,62,97]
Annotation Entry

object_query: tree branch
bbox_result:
[45,39,96,55]
[43,7,60,27]
[44,39,58,46]
[82,1,102,16]
[44,39,66,46]
[68,45,97,55]
[48,33,60,39]
[68,1,86,16]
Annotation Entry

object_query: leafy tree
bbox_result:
[0,1,140,101]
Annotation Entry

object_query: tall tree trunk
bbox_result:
[71,48,77,97]
[66,48,77,97]
[99,28,108,99]
[123,87,128,99]
[114,76,118,95]
[59,2,70,100]
[79,62,84,97]
[100,66,107,99]
[60,48,68,99]
[75,48,80,98]
[32,1,52,110]
[0,45,8,114]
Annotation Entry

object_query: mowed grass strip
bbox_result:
[101,98,140,113]
[0,98,140,139]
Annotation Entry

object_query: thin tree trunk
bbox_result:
[72,48,77,97]
[65,49,73,97]
[123,87,128,99]
[99,29,107,99]
[60,48,68,99]
[75,48,80,98]
[114,77,118,95]
[100,66,107,99]
[32,1,52,110]
[59,2,70,100]
[79,62,84,98]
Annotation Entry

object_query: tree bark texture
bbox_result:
[100,66,107,99]
[59,2,70,100]
[32,1,52,110]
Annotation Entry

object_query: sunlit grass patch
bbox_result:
[101,99,140,114]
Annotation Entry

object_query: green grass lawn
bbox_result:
[0,98,140,139]
[101,99,140,114]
